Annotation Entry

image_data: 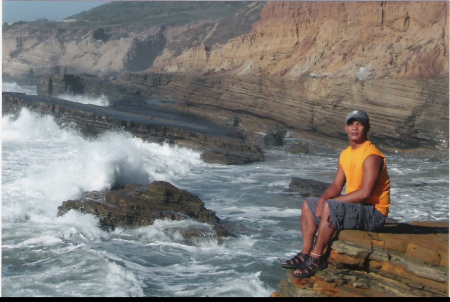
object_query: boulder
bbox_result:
[285,142,310,154]
[264,125,287,147]
[288,177,330,197]
[271,220,449,297]
[57,181,228,241]
[226,114,239,126]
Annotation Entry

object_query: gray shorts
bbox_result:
[305,197,386,232]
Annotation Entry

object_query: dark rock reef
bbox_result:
[2,89,265,165]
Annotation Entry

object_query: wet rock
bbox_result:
[2,91,264,165]
[57,181,228,240]
[226,114,239,126]
[288,177,330,197]
[264,125,286,147]
[285,142,310,154]
[271,220,449,297]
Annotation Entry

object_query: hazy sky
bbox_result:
[2,1,110,23]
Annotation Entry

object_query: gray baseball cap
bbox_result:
[345,110,370,125]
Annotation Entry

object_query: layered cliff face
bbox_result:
[153,1,448,80]
[143,1,449,153]
[272,221,449,297]
[2,24,164,83]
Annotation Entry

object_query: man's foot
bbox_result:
[291,255,328,278]
[281,252,310,269]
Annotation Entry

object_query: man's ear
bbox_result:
[365,123,371,133]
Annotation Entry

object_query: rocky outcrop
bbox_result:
[2,2,262,85]
[2,91,265,165]
[57,181,228,242]
[143,1,450,156]
[271,221,449,297]
[288,177,330,197]
[276,177,449,297]
[1,21,170,85]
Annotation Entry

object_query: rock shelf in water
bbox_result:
[2,91,264,165]
[57,181,228,242]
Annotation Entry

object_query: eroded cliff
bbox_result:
[143,1,449,154]
[3,1,448,155]
[154,1,448,80]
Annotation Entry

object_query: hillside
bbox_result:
[2,1,263,83]
[69,1,258,27]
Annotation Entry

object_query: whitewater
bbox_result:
[2,82,449,297]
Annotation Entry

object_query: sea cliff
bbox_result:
[3,1,448,158]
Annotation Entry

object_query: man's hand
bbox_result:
[315,198,325,218]
[317,163,346,218]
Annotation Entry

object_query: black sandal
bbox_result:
[291,255,328,278]
[281,252,310,269]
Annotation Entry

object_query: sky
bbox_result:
[2,1,110,23]
[1,0,432,23]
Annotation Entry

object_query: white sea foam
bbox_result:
[2,82,37,94]
[2,108,203,223]
[57,93,111,107]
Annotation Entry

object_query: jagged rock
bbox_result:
[57,181,228,241]
[271,221,449,297]
[288,177,330,197]
[264,133,283,147]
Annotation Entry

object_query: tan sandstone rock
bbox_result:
[271,221,449,297]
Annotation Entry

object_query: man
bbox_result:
[282,110,390,278]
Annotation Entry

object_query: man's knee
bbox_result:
[321,200,331,214]
[302,199,308,209]
[301,199,313,218]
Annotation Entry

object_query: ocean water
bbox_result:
[2,83,449,297]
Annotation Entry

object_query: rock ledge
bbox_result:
[271,221,449,297]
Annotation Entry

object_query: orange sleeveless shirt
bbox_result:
[339,140,390,216]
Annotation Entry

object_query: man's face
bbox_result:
[344,119,368,144]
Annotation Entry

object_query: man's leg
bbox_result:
[292,200,332,277]
[281,199,318,268]
[310,200,335,258]
[300,199,318,254]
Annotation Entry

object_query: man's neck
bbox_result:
[349,138,368,150]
